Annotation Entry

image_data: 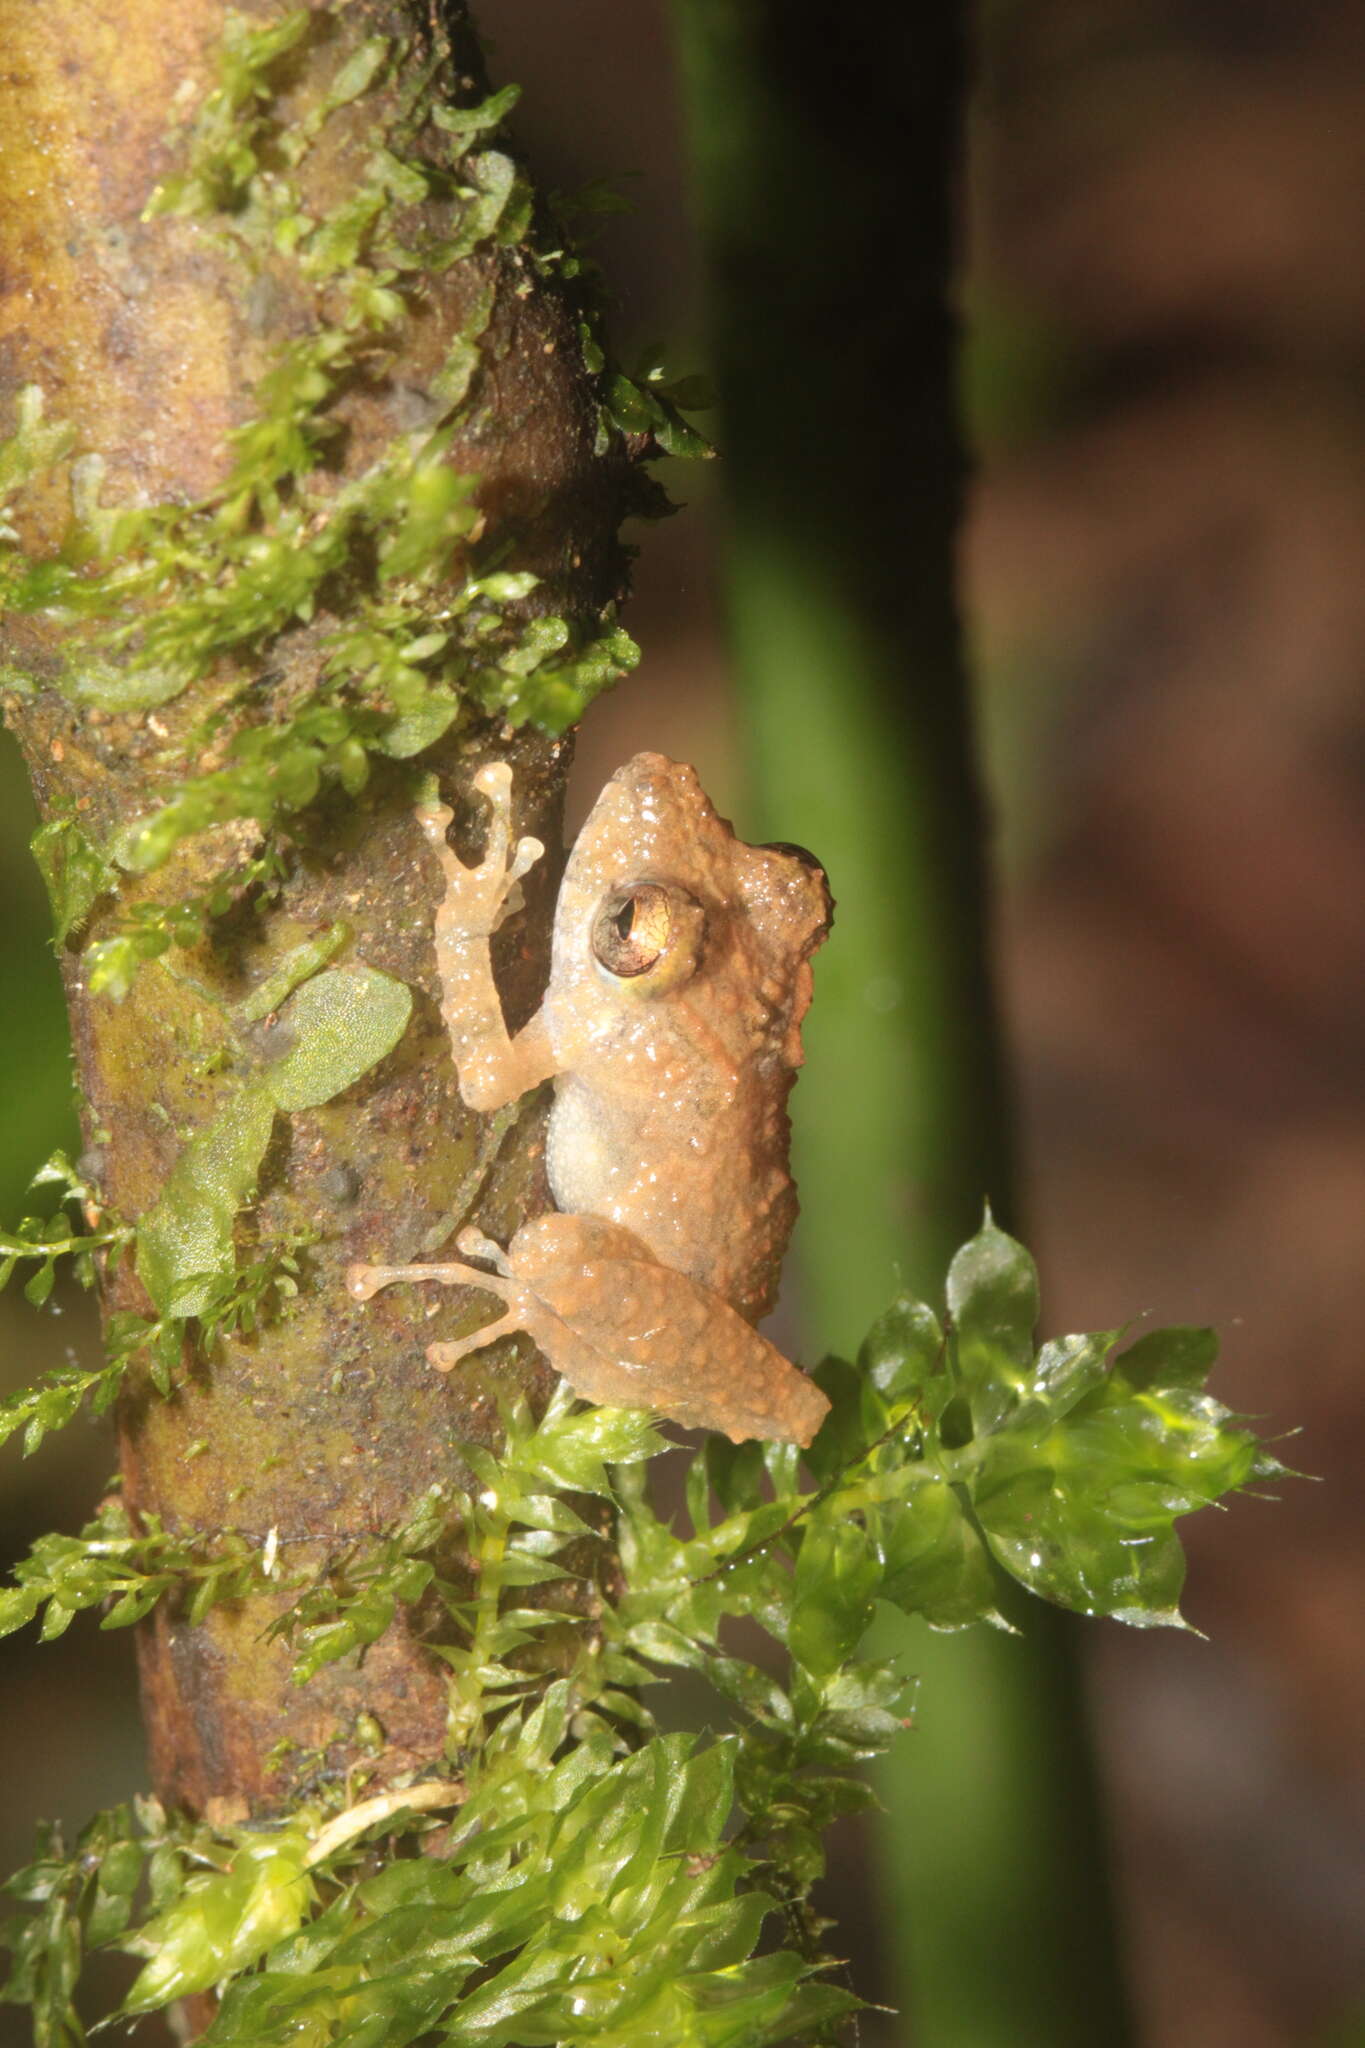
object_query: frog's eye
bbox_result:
[592,885,675,976]
[591,883,704,988]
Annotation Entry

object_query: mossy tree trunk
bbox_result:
[0,0,634,1819]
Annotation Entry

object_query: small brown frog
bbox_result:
[347,753,831,1446]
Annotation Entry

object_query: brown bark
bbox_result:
[0,0,630,1814]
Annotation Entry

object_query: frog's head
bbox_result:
[556,754,831,1057]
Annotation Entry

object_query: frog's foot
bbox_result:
[346,1232,542,1375]
[416,763,544,942]
[345,1227,515,1301]
[425,1228,547,1371]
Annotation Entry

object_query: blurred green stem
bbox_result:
[671,4,1135,2042]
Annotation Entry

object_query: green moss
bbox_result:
[0,1497,265,1645]
[143,7,314,220]
[0,1152,130,1308]
[1,25,633,805]
[136,962,412,1318]
[1,7,710,1026]
[0,386,76,514]
[0,1266,1284,2045]
[86,845,287,1000]
[29,814,117,943]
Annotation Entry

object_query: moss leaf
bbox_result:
[946,1208,1041,1434]
[121,1831,315,2014]
[29,817,116,944]
[262,966,412,1112]
[136,1086,276,1319]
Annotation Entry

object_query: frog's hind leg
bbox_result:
[350,1222,652,1404]
[346,1230,543,1375]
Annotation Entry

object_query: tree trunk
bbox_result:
[0,0,631,1819]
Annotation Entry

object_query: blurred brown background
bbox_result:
[2,2,1362,2042]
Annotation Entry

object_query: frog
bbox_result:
[345,752,832,1447]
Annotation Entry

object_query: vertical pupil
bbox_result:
[615,900,636,939]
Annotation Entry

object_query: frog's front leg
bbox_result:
[420,763,558,1110]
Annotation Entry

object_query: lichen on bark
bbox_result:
[0,0,654,1816]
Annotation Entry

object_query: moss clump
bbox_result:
[1,6,707,981]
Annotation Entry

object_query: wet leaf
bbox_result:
[1114,1323,1219,1392]
[789,1521,879,1679]
[877,1470,1003,1630]
[858,1291,947,1406]
[947,1209,1040,1434]
[122,1831,315,2013]
[971,1346,1265,1623]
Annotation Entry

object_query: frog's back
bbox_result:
[543,753,830,1325]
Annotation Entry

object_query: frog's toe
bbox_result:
[456,1226,514,1277]
[428,1307,516,1372]
[472,761,513,803]
[507,834,544,888]
[344,1261,388,1302]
